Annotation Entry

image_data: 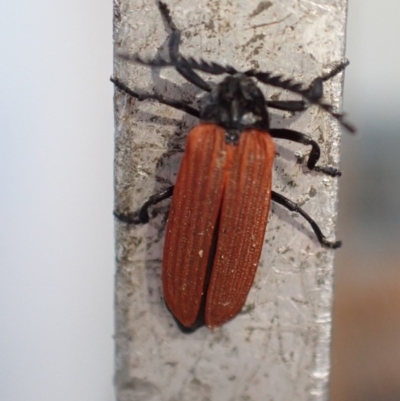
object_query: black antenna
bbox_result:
[118,53,355,133]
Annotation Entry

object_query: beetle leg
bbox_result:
[114,186,175,225]
[111,77,200,118]
[269,128,341,177]
[271,191,341,249]
[266,100,307,112]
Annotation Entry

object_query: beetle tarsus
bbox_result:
[114,186,175,225]
[321,238,342,249]
[270,128,341,177]
[313,165,342,177]
[114,210,146,225]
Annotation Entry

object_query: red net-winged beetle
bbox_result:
[112,1,354,331]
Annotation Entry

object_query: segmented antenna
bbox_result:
[118,53,355,133]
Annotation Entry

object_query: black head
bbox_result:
[200,74,270,144]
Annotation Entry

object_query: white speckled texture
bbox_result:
[113,1,348,400]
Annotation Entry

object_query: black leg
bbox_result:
[271,191,341,249]
[111,77,200,119]
[266,60,349,112]
[114,186,175,225]
[270,128,341,177]
[267,100,307,112]
[157,1,211,92]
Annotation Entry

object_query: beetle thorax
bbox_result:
[201,74,270,144]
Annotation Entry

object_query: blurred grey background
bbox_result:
[0,1,114,400]
[332,2,400,401]
[1,1,399,401]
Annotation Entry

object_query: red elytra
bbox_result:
[162,123,275,329]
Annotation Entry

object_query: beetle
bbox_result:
[112,1,353,331]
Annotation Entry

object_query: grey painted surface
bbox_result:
[113,1,348,400]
